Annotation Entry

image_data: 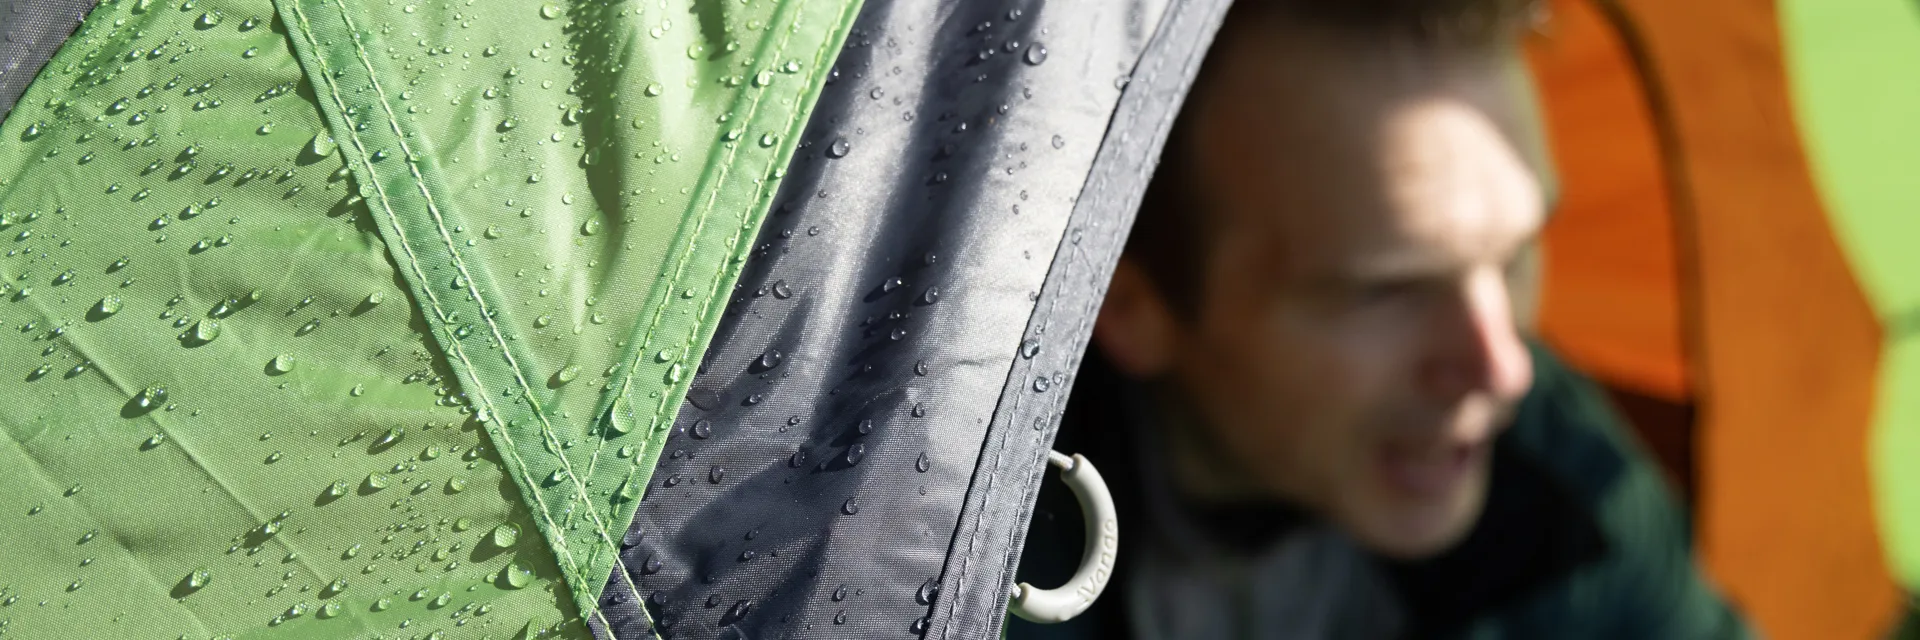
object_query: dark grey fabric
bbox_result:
[593,0,1228,637]
[924,0,1233,636]
[0,0,95,121]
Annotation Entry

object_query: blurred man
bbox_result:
[1011,0,1751,637]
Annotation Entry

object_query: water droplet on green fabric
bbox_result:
[754,70,774,87]
[446,477,465,493]
[499,561,533,589]
[365,472,390,490]
[645,83,664,97]
[268,354,295,374]
[555,364,580,384]
[184,319,221,345]
[308,133,336,157]
[489,523,520,548]
[539,3,561,19]
[185,568,210,589]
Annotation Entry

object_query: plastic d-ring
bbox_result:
[1008,451,1118,624]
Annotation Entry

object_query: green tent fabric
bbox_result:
[0,0,858,636]
[1779,0,1920,593]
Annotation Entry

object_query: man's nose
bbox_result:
[1421,268,1535,403]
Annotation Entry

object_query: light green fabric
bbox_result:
[0,0,858,636]
[1780,0,1920,591]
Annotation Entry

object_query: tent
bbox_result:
[1527,0,1919,637]
[0,0,1218,637]
[0,0,1910,638]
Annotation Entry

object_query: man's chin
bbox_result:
[1343,467,1490,560]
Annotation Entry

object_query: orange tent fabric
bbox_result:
[1528,0,1901,637]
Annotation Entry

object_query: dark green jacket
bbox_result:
[1010,343,1753,639]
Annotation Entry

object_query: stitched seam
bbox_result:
[576,0,824,585]
[938,0,1206,634]
[279,0,620,631]
[315,1,645,624]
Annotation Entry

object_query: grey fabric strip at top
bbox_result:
[0,0,96,120]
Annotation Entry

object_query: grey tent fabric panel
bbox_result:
[596,0,1198,637]
[0,0,96,120]
[925,0,1234,636]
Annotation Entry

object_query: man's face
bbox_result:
[1097,28,1547,559]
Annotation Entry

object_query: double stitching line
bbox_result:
[278,0,641,631]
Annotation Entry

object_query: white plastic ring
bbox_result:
[1007,451,1119,624]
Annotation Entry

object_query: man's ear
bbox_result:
[1094,259,1181,379]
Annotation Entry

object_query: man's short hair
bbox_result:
[1126,0,1541,318]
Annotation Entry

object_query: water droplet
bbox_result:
[845,443,866,466]
[268,354,296,375]
[580,218,601,236]
[365,472,390,490]
[144,433,167,448]
[856,419,873,436]
[842,497,860,515]
[372,427,403,450]
[833,584,848,601]
[666,362,685,383]
[538,3,562,18]
[912,403,927,418]
[917,578,941,605]
[432,592,451,608]
[921,287,941,305]
[916,452,931,472]
[308,133,336,157]
[499,561,533,588]
[1033,377,1051,392]
[184,319,221,345]
[891,328,908,341]
[835,610,848,624]
[754,71,774,87]
[759,132,778,147]
[326,479,348,498]
[555,364,580,384]
[915,360,930,376]
[1051,134,1066,149]
[756,349,784,370]
[690,419,713,439]
[645,83,664,97]
[827,137,851,158]
[771,279,793,298]
[197,11,222,28]
[489,523,520,548]
[1021,338,1042,359]
[1025,44,1049,65]
[185,568,210,589]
